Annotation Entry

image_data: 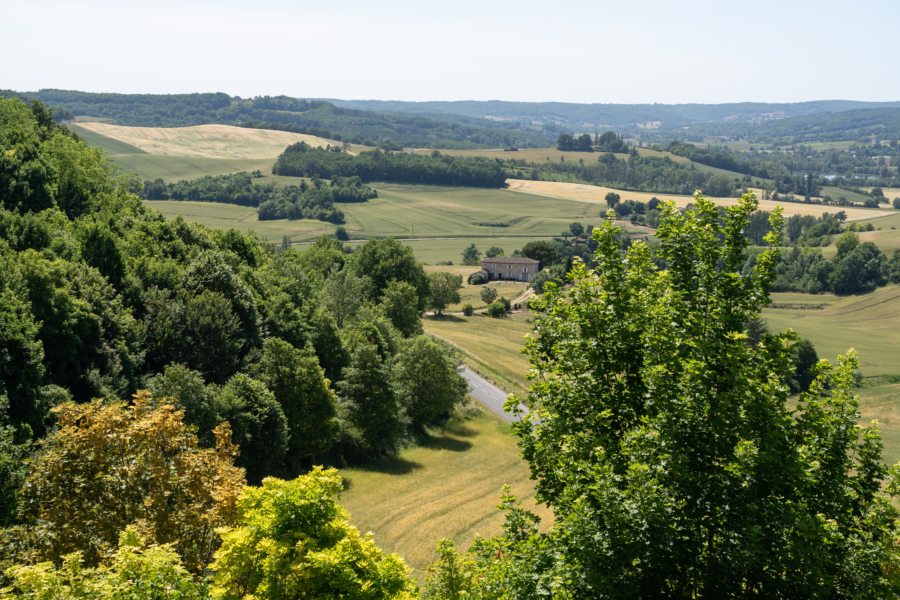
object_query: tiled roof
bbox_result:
[481,256,540,265]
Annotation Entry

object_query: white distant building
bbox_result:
[479,256,540,282]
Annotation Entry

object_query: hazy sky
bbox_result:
[3,0,898,103]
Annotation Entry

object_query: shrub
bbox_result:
[487,300,508,318]
[462,304,474,316]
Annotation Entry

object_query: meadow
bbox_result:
[340,406,552,576]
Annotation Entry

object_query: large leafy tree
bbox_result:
[214,375,289,484]
[338,344,407,459]
[349,238,429,309]
[255,338,338,472]
[427,272,462,316]
[490,195,899,597]
[11,393,244,571]
[209,468,416,599]
[391,336,467,434]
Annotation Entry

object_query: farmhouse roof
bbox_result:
[481,256,540,265]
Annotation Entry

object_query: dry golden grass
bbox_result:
[74,122,341,159]
[340,407,551,577]
[507,179,893,222]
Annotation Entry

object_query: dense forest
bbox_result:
[0,97,473,594]
[273,143,509,187]
[3,89,548,149]
[142,171,377,223]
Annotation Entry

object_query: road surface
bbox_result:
[460,366,528,422]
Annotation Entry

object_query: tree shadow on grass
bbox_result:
[420,433,473,452]
[427,314,467,323]
[352,455,424,477]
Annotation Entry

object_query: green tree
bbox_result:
[568,222,584,237]
[604,192,620,208]
[485,246,504,258]
[427,272,462,316]
[319,268,373,327]
[209,468,416,599]
[829,241,888,294]
[338,345,407,458]
[0,287,45,431]
[704,173,734,197]
[0,421,29,527]
[835,230,860,258]
[461,243,481,266]
[391,336,467,434]
[147,363,219,446]
[495,195,898,597]
[13,393,244,571]
[480,286,498,305]
[381,280,423,337]
[215,375,289,484]
[255,338,338,472]
[349,238,429,309]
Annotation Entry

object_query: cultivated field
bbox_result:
[144,182,620,264]
[508,179,893,222]
[340,406,551,576]
[72,122,340,159]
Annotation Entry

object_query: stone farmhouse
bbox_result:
[479,256,540,282]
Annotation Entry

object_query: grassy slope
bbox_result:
[423,313,533,394]
[340,406,551,577]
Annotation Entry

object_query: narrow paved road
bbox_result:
[460,366,528,422]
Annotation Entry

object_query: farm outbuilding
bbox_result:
[479,256,540,282]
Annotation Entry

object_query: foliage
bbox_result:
[486,300,509,318]
[485,246,504,258]
[480,286,498,304]
[390,336,468,434]
[273,144,508,188]
[338,345,407,459]
[0,424,28,528]
[254,338,338,472]
[143,171,377,225]
[13,393,244,571]
[209,468,416,599]
[461,243,481,266]
[421,539,480,600]
[214,375,289,484]
[381,280,423,337]
[480,194,900,597]
[348,238,430,309]
[1,526,207,599]
[427,272,462,316]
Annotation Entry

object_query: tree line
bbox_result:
[273,143,509,187]
[9,89,547,149]
[142,171,377,223]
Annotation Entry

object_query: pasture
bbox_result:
[340,406,551,576]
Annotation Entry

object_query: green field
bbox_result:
[340,406,551,576]
[144,182,616,264]
[763,286,900,378]
[424,313,533,393]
